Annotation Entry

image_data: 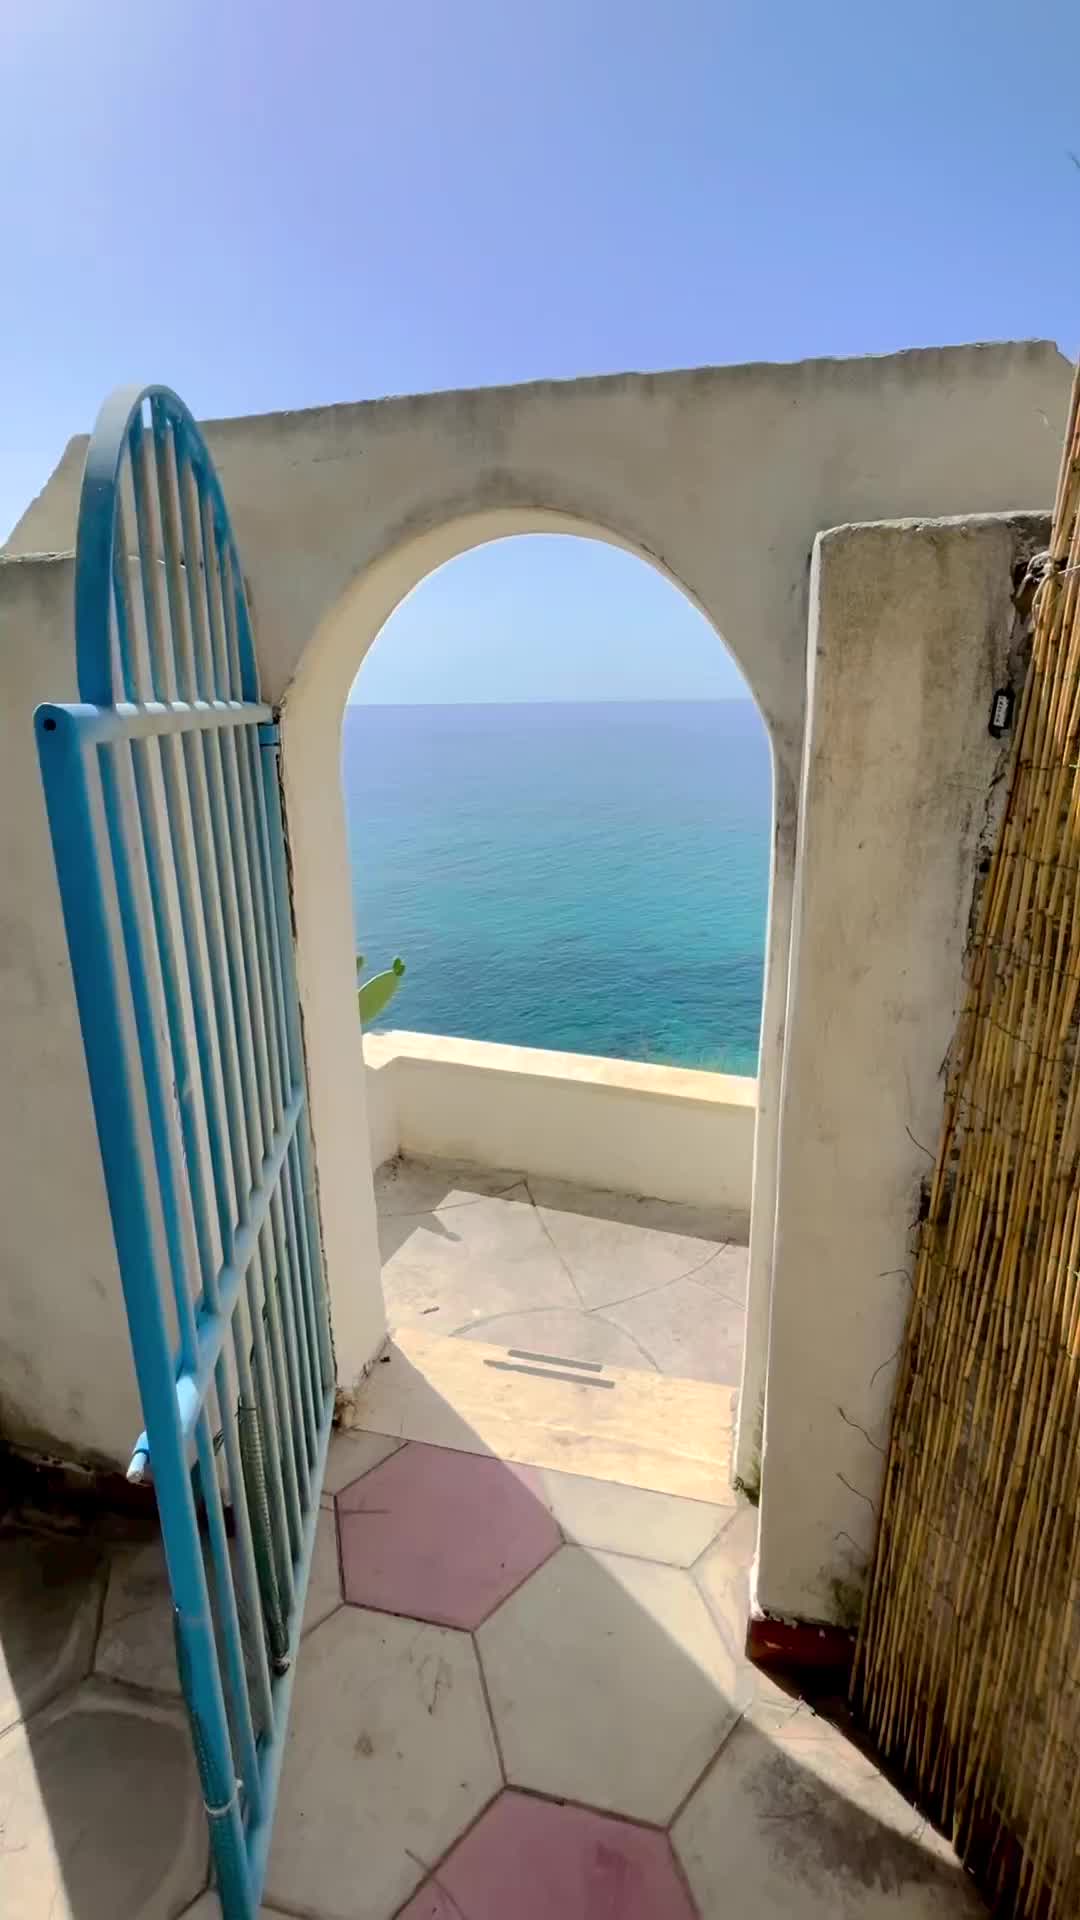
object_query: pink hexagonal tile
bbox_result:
[396,1789,698,1919]
[337,1441,561,1628]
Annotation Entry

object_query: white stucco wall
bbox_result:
[362,1036,400,1173]
[0,343,1068,1615]
[754,509,1046,1626]
[0,554,142,1463]
[363,1030,756,1223]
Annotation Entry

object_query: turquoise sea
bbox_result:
[341,701,770,1075]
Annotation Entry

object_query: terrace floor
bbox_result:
[374,1156,750,1387]
[0,1160,984,1919]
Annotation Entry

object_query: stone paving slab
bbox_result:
[457,1302,657,1370]
[381,1188,580,1340]
[2,1468,983,1920]
[338,1441,559,1628]
[477,1543,743,1823]
[266,1605,500,1920]
[352,1326,737,1503]
[396,1790,698,1920]
[0,1159,980,1920]
[526,1175,733,1310]
[695,1238,750,1304]
[0,1679,206,1920]
[525,1174,742,1249]
[603,1271,746,1384]
[302,1505,344,1637]
[376,1156,750,1389]
[0,1530,105,1733]
[95,1535,179,1695]
[672,1707,986,1918]
[322,1428,404,1497]
[537,1466,729,1566]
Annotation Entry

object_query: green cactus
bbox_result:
[356,952,405,1025]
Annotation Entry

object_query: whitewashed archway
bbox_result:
[280,506,788,1488]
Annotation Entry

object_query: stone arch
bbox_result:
[279,505,790,1485]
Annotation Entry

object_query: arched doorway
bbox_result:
[342,532,770,1400]
[278,508,789,1491]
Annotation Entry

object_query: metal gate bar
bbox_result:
[36,386,334,1917]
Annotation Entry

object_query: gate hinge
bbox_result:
[258,721,281,749]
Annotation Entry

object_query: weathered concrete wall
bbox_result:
[363,1030,756,1225]
[754,510,1047,1626]
[10,343,1066,779]
[0,555,142,1462]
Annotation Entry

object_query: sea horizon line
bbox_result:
[346,694,757,709]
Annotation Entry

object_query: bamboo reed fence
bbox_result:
[853,362,1080,1918]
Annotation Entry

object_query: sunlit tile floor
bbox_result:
[0,1163,985,1919]
[375,1158,749,1386]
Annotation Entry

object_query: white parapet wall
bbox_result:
[363,1029,756,1229]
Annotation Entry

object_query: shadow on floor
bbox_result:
[0,1341,985,1920]
[0,1464,211,1920]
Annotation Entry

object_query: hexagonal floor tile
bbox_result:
[397,1789,698,1919]
[0,1680,206,1919]
[265,1605,500,1920]
[693,1499,758,1657]
[0,1530,105,1733]
[94,1511,343,1691]
[476,1543,744,1823]
[672,1709,986,1917]
[95,1537,179,1695]
[338,1440,560,1627]
[301,1506,343,1637]
[538,1468,728,1567]
[323,1428,404,1497]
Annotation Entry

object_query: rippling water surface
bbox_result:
[342,701,770,1074]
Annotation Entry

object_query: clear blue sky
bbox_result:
[5,0,1080,701]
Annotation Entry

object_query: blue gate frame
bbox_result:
[35,385,334,1916]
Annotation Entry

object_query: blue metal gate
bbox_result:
[35,385,334,1917]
